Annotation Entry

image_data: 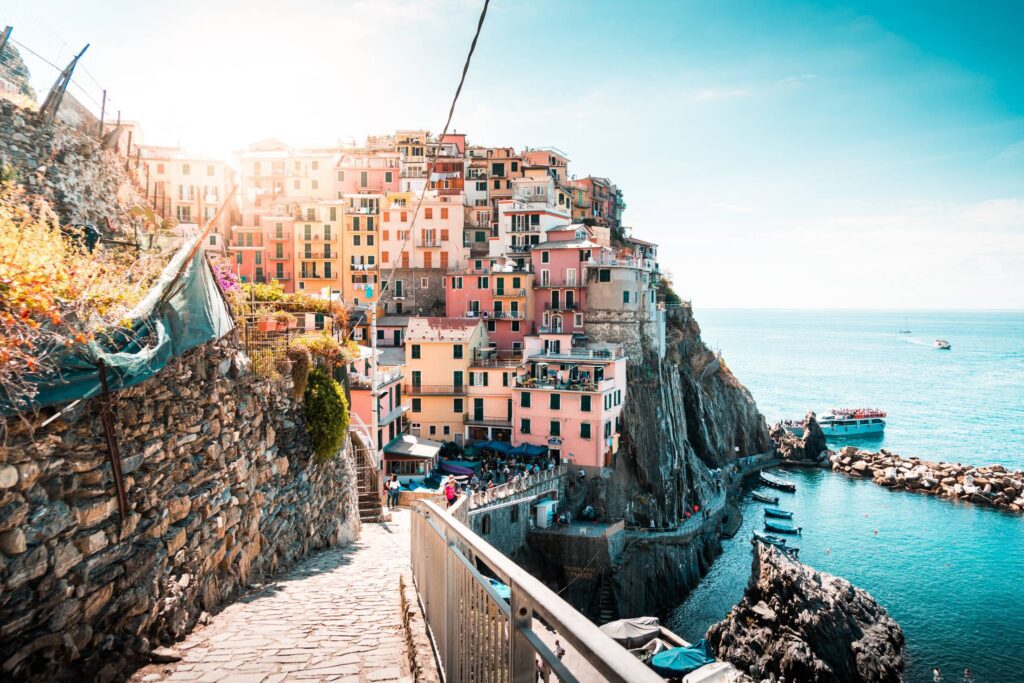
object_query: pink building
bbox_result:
[531,226,604,336]
[346,348,408,462]
[445,259,535,353]
[263,214,296,291]
[511,334,627,469]
[337,151,401,195]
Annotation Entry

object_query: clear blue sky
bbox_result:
[4,0,1023,308]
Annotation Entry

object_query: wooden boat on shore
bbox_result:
[764,521,801,535]
[759,475,796,493]
[763,507,793,519]
[751,491,779,504]
[752,532,799,557]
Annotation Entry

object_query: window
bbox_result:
[411,344,421,359]
[453,371,463,387]
[520,418,531,434]
[429,425,437,435]
[156,163,165,174]
[443,425,450,435]
[493,179,500,190]
[441,208,448,219]
[454,398,464,413]
[580,422,591,439]
[550,421,560,437]
[511,161,519,172]
[401,211,408,222]
[453,345,463,359]
[425,208,433,219]
[541,251,550,264]
[385,171,393,183]
[623,290,630,304]
[581,395,592,412]
[209,235,216,245]
[182,163,191,175]
[353,235,361,246]
[368,235,374,246]
[312,180,319,190]
[481,514,491,535]
[550,393,560,410]
[255,252,262,265]
[520,392,531,407]
[420,277,428,288]
[324,262,332,278]
[330,207,337,221]
[599,269,611,282]
[360,171,368,187]
[352,216,360,230]
[412,398,422,413]
[510,506,519,523]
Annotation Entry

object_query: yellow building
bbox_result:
[341,193,382,306]
[404,317,488,444]
[292,200,346,294]
[138,145,237,237]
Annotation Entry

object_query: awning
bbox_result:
[477,440,514,454]
[509,443,548,458]
[384,434,443,459]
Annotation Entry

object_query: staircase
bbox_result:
[351,431,386,524]
[597,570,618,624]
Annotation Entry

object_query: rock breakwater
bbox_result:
[830,447,1024,512]
[707,542,905,683]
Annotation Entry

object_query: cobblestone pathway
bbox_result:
[133,511,413,683]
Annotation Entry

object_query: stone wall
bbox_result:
[0,99,146,235]
[0,334,360,681]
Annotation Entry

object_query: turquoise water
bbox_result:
[666,310,1024,683]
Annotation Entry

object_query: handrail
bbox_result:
[467,466,568,511]
[410,499,661,682]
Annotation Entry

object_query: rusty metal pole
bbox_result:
[96,359,129,525]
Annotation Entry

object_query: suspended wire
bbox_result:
[376,0,490,307]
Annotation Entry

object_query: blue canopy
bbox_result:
[477,440,514,454]
[509,443,548,458]
[650,640,716,677]
[487,578,511,601]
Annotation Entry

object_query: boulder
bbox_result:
[707,543,904,682]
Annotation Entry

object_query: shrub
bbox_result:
[290,332,343,363]
[287,345,311,400]
[303,367,349,461]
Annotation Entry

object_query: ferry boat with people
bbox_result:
[785,408,886,438]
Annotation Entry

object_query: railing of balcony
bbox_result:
[530,347,623,360]
[534,279,580,288]
[410,500,660,683]
[514,375,613,392]
[492,288,527,297]
[463,413,513,427]
[543,302,579,311]
[404,384,467,396]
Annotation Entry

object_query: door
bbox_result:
[474,398,484,421]
[551,291,560,311]
[393,330,401,345]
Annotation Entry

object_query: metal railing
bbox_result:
[492,288,527,297]
[404,384,467,396]
[410,499,660,682]
[464,414,513,427]
[467,465,568,511]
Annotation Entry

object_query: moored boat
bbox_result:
[764,521,801,535]
[763,507,793,519]
[934,339,951,350]
[759,474,797,493]
[752,532,799,557]
[786,408,886,438]
[751,491,779,504]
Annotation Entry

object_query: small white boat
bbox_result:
[934,339,951,350]
[898,316,911,334]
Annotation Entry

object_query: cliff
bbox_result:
[707,542,904,683]
[595,304,771,527]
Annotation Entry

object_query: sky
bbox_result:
[3,0,1023,309]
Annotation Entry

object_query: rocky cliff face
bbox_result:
[771,412,829,463]
[707,543,905,683]
[597,305,771,527]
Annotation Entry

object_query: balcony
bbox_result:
[268,233,289,241]
[492,288,527,297]
[492,311,525,320]
[464,414,513,428]
[510,225,541,233]
[529,347,624,361]
[268,254,290,261]
[544,301,579,311]
[299,234,338,242]
[534,279,581,289]
[508,245,532,253]
[514,375,614,393]
[417,240,442,248]
[470,356,522,368]
[350,368,404,389]
[228,243,264,251]
[404,384,467,396]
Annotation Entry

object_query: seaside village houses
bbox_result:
[139,131,663,476]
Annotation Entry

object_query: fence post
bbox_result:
[509,581,535,682]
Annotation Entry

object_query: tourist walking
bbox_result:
[554,639,566,661]
[444,477,458,508]
[386,474,401,508]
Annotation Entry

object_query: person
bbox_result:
[444,477,457,508]
[554,639,566,661]
[933,667,942,682]
[386,474,401,508]
[963,669,973,682]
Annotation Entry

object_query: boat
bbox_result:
[934,339,951,350]
[763,507,793,519]
[751,491,779,504]
[764,521,801,535]
[787,409,886,438]
[752,532,799,557]
[759,474,796,493]
[899,317,911,334]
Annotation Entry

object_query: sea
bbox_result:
[664,310,1024,683]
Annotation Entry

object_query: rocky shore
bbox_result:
[707,542,905,683]
[830,447,1024,512]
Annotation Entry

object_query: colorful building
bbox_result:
[531,225,607,337]
[445,261,535,353]
[404,317,488,444]
[511,334,627,469]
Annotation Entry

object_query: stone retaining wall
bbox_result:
[0,334,360,681]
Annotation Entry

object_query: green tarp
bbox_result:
[2,240,234,416]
